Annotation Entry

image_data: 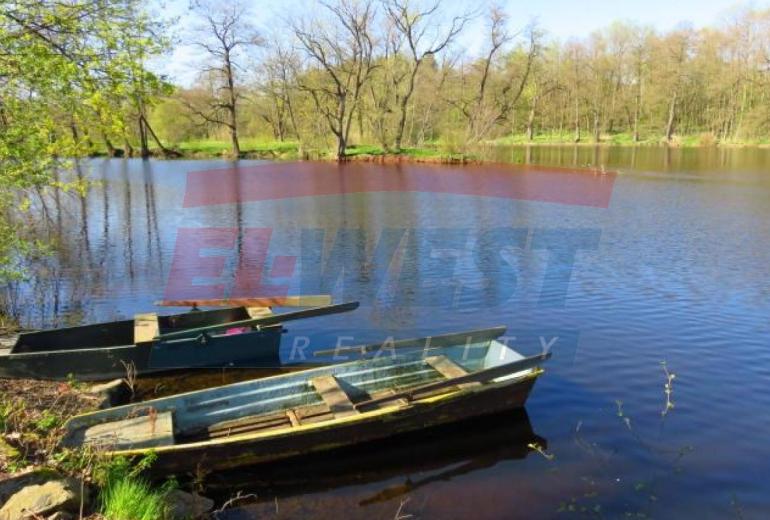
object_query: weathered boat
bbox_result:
[0,301,358,381]
[61,326,550,473]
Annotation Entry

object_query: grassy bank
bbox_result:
[493,131,770,147]
[153,133,770,162]
[151,139,478,162]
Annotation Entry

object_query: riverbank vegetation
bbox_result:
[146,2,770,158]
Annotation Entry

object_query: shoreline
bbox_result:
[82,139,770,163]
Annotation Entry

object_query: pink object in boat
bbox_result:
[225,327,251,335]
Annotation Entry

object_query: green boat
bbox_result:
[0,302,359,381]
[61,326,549,473]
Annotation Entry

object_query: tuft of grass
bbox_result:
[98,453,174,520]
[100,476,171,520]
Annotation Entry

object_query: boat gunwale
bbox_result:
[3,325,282,357]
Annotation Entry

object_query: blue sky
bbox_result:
[159,0,766,86]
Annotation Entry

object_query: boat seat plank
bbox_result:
[425,355,481,389]
[134,313,159,344]
[246,307,273,319]
[367,388,409,409]
[425,355,468,378]
[82,412,174,450]
[311,375,358,418]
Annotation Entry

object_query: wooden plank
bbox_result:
[311,375,358,418]
[286,409,301,427]
[367,388,409,409]
[156,295,333,308]
[356,353,551,411]
[134,313,159,344]
[246,307,273,319]
[207,410,289,434]
[83,412,173,450]
[425,356,480,390]
[425,356,468,378]
[293,403,332,422]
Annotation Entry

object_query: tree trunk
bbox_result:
[123,135,134,157]
[526,103,536,141]
[336,135,346,161]
[573,95,581,143]
[593,110,601,143]
[394,63,421,152]
[139,115,150,158]
[225,51,240,157]
[141,115,176,157]
[665,91,677,142]
[102,131,117,157]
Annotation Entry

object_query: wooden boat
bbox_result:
[61,326,550,473]
[0,301,358,381]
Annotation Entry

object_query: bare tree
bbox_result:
[293,0,377,160]
[450,7,540,142]
[260,42,302,143]
[382,0,469,151]
[661,28,693,143]
[188,0,262,157]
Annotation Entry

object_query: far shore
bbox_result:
[83,135,770,163]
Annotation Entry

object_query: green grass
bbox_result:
[344,144,474,160]
[493,131,664,146]
[100,476,171,520]
[492,131,770,147]
[175,138,299,156]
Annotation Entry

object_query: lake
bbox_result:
[6,145,770,519]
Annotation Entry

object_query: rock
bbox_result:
[85,378,129,408]
[0,477,83,520]
[0,469,62,505]
[164,489,214,519]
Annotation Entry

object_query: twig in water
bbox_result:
[394,498,413,519]
[213,491,259,516]
[528,442,555,461]
[615,400,632,430]
[660,361,676,416]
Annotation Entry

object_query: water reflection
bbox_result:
[208,409,542,518]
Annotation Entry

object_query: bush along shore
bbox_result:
[0,345,216,519]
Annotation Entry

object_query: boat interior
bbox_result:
[65,339,535,450]
[11,307,255,353]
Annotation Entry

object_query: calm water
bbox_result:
[6,145,770,519]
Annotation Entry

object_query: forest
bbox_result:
[156,1,770,156]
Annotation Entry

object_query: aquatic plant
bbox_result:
[660,361,676,417]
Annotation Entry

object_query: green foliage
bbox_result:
[0,397,24,433]
[0,0,169,279]
[97,452,174,520]
[100,475,174,520]
[34,410,61,433]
